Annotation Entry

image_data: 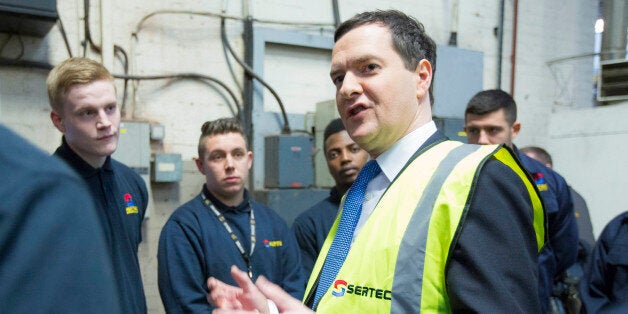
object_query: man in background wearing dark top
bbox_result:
[292,118,369,279]
[465,89,579,313]
[580,211,628,313]
[47,57,148,313]
[0,124,121,313]
[521,145,596,250]
[158,118,304,312]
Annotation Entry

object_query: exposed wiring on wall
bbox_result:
[220,17,291,134]
[57,18,73,58]
[128,9,335,134]
[0,33,25,60]
[114,44,130,114]
[220,23,243,94]
[83,0,102,54]
[131,9,334,36]
[115,73,242,120]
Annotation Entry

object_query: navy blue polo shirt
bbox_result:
[516,147,578,312]
[292,187,342,279]
[158,186,305,313]
[55,137,148,313]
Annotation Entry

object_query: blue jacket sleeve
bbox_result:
[580,212,628,313]
[549,173,579,274]
[158,218,212,313]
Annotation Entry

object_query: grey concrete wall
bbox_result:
[549,102,628,237]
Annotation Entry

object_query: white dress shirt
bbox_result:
[352,121,438,242]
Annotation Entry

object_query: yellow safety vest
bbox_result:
[304,141,545,313]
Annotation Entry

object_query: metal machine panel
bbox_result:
[432,45,484,118]
[112,121,152,217]
[113,121,151,175]
[264,135,314,188]
[314,100,338,188]
[152,153,182,182]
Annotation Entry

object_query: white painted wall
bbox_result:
[549,102,628,237]
[0,0,605,312]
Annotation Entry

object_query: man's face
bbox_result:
[195,132,252,204]
[51,79,120,167]
[464,108,520,147]
[330,23,432,157]
[325,130,369,192]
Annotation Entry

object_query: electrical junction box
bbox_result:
[432,45,483,119]
[0,0,58,37]
[112,121,152,218]
[152,153,182,182]
[264,135,314,188]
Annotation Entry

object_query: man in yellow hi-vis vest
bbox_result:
[208,9,546,313]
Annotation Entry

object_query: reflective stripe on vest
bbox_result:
[305,141,545,313]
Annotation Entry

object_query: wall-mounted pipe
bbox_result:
[510,0,519,96]
[332,0,341,28]
[497,0,505,89]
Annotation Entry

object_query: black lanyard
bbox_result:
[200,191,256,278]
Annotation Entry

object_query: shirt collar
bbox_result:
[202,184,251,213]
[376,121,437,182]
[55,136,112,177]
[329,186,343,204]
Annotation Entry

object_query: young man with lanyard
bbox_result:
[158,117,305,312]
[48,57,148,313]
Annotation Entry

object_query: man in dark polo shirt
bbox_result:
[47,57,148,313]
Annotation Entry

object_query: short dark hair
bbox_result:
[323,118,345,151]
[520,146,553,167]
[198,117,247,157]
[335,9,437,105]
[465,89,517,126]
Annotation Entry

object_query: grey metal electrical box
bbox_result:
[152,153,182,182]
[113,121,151,176]
[264,135,314,188]
[432,45,483,118]
[0,0,58,37]
[314,100,338,188]
[112,121,152,218]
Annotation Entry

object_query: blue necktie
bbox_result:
[313,159,382,308]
